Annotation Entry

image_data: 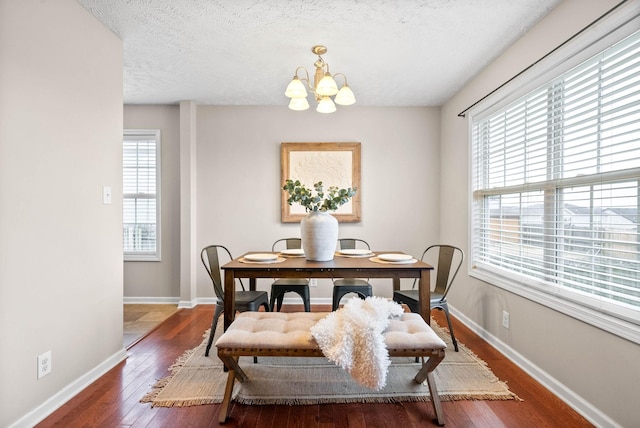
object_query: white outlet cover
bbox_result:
[38,350,52,379]
[502,311,510,329]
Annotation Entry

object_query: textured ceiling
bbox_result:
[76,0,562,106]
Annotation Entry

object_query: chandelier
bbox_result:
[284,45,356,113]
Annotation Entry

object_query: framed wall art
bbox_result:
[281,142,361,223]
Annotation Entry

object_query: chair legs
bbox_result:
[205,303,224,356]
[434,303,458,352]
[274,295,285,312]
[332,285,372,311]
[270,286,311,312]
[394,293,459,353]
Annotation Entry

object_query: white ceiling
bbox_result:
[77,0,562,106]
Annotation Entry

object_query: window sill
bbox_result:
[124,255,161,262]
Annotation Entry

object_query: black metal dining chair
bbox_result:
[392,244,464,351]
[270,238,311,312]
[200,244,270,356]
[332,238,373,310]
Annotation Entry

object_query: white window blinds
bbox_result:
[123,130,161,261]
[471,30,640,326]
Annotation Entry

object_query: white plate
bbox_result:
[244,253,278,262]
[377,253,413,262]
[338,249,372,256]
[370,256,417,264]
[280,248,305,256]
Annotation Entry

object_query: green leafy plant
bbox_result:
[283,179,357,212]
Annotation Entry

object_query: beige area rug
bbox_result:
[141,318,521,407]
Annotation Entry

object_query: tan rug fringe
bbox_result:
[140,331,210,405]
[438,329,522,402]
[151,398,220,407]
[234,392,519,406]
[234,395,431,405]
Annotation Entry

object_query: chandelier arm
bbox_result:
[294,66,313,91]
[333,73,348,86]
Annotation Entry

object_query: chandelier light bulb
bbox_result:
[285,77,307,98]
[288,97,310,111]
[334,84,356,106]
[316,74,339,96]
[316,96,336,113]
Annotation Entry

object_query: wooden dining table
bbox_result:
[221,252,434,331]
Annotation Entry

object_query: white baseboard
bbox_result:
[123,296,180,304]
[127,296,334,308]
[178,299,197,308]
[188,297,334,307]
[9,349,128,428]
[271,297,333,306]
[450,307,619,428]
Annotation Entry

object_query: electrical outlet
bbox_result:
[37,350,52,379]
[502,311,510,329]
[309,278,318,287]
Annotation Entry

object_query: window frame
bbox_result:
[123,129,161,262]
[467,5,640,344]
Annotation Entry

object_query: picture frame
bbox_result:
[281,142,361,223]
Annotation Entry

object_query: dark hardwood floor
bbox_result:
[37,305,593,427]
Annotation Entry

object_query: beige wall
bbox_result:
[123,105,181,300]
[0,1,124,426]
[440,1,640,426]
[195,106,441,301]
[122,105,442,302]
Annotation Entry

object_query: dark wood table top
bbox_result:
[222,251,433,279]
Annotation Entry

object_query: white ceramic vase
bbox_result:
[300,211,338,261]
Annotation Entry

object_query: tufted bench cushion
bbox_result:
[215,311,446,425]
[215,311,447,352]
[215,312,324,350]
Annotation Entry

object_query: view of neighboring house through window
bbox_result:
[123,130,161,261]
[471,27,640,339]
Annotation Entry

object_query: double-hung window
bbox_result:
[123,130,161,261]
[471,24,640,342]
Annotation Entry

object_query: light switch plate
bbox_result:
[103,186,112,204]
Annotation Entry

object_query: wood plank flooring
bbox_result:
[123,304,179,349]
[37,305,593,428]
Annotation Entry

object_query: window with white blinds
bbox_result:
[123,130,161,261]
[471,30,640,331]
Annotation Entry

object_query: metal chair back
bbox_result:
[201,244,245,301]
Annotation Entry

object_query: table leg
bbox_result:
[249,278,256,291]
[393,277,400,291]
[224,270,235,331]
[419,269,431,325]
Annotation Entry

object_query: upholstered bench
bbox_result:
[215,311,447,425]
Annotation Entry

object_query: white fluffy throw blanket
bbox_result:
[310,296,404,390]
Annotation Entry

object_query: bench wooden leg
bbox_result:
[414,350,446,426]
[220,355,247,381]
[218,356,247,424]
[414,350,444,383]
[219,369,236,423]
[425,371,445,426]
